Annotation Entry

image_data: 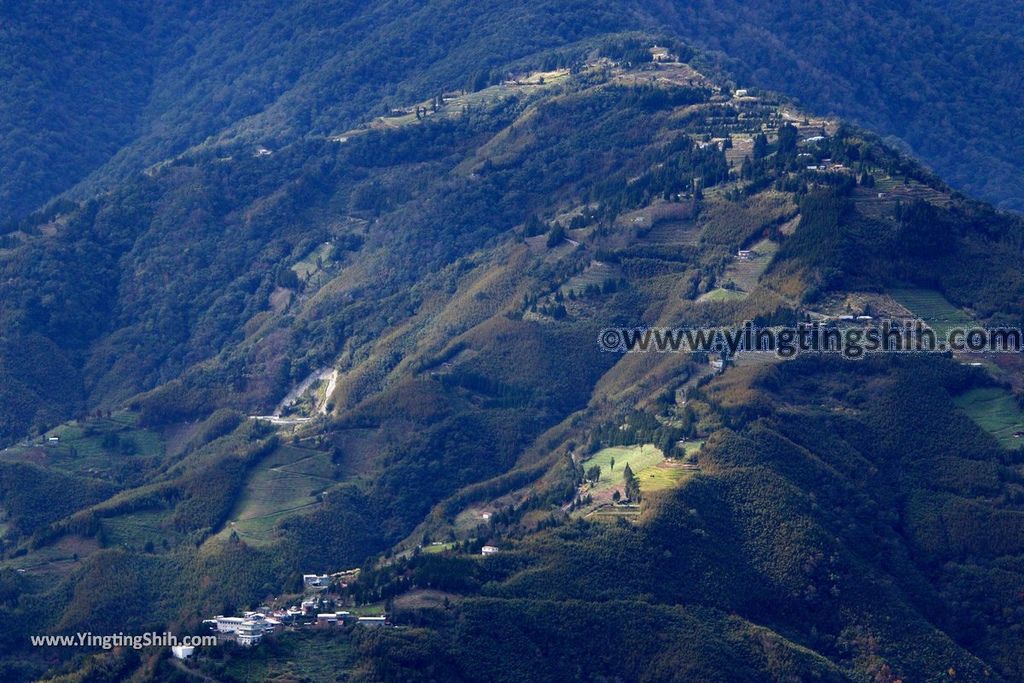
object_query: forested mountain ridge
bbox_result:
[2,0,1024,228]
[1,30,1024,681]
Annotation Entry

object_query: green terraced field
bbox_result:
[224,445,338,544]
[560,260,622,297]
[889,288,973,337]
[730,239,778,288]
[955,387,1024,448]
[202,630,356,682]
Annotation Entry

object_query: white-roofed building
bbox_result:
[171,645,195,659]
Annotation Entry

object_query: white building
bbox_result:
[205,613,276,647]
[358,616,387,627]
[303,573,331,589]
[481,545,500,556]
[236,619,265,647]
[171,645,195,659]
[650,46,672,62]
[206,616,245,634]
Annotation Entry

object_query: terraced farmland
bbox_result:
[889,288,973,337]
[955,387,1024,448]
[223,444,338,545]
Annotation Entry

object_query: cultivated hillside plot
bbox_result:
[955,387,1024,448]
[889,288,974,337]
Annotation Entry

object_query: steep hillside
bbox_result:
[2,0,1023,229]
[1,34,1024,682]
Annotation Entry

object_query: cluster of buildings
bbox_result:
[650,46,676,63]
[203,607,389,648]
[203,612,282,647]
[200,568,385,649]
[302,568,361,590]
[805,159,851,174]
[315,613,386,628]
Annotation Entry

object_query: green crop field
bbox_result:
[955,387,1024,448]
[889,288,973,337]
[638,460,690,492]
[224,445,338,544]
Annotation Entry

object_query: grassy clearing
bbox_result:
[585,504,640,522]
[582,442,701,500]
[638,460,690,492]
[452,506,499,536]
[639,441,703,493]
[955,387,1024,448]
[584,444,665,495]
[337,69,569,140]
[698,287,746,303]
[291,242,335,280]
[698,238,778,303]
[421,542,456,555]
[890,288,973,337]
